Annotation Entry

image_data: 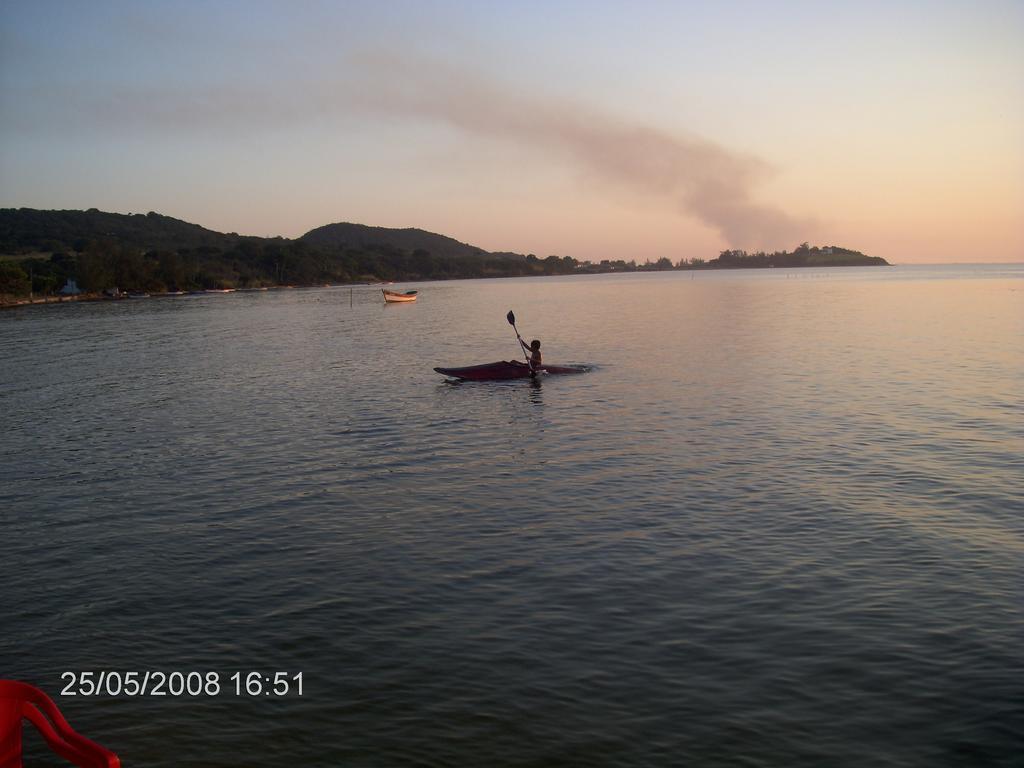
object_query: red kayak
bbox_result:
[434,360,588,381]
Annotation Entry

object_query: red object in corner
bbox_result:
[0,680,119,768]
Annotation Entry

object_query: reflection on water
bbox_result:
[2,265,1022,767]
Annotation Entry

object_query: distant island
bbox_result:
[584,244,888,272]
[0,208,888,304]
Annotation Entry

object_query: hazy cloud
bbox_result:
[348,54,813,249]
[2,51,812,249]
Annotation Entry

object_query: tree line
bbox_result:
[0,238,583,297]
[0,208,886,299]
[574,243,886,274]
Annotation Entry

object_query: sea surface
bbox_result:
[2,265,1022,767]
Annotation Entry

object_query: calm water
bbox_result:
[2,265,1022,767]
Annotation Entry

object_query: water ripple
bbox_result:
[3,269,1023,766]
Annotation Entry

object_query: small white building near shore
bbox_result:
[59,278,81,295]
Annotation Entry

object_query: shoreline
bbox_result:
[0,263,897,311]
[0,282,392,310]
[9,262,1023,312]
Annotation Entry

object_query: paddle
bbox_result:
[506,310,532,369]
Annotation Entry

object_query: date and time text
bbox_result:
[60,671,304,697]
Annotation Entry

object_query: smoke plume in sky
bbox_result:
[350,55,813,249]
[3,49,814,250]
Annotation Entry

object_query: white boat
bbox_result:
[382,289,418,303]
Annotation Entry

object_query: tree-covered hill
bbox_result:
[300,222,510,261]
[707,243,888,268]
[0,208,240,254]
[0,208,577,298]
[0,208,887,302]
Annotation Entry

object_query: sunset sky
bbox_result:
[1,1,1021,263]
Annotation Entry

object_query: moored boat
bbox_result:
[433,360,588,381]
[383,289,418,303]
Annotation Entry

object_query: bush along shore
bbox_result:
[0,208,888,306]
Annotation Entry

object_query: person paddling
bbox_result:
[506,310,542,375]
[519,338,542,373]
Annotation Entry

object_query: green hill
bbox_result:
[0,207,573,299]
[0,209,887,303]
[300,222,506,260]
[707,244,888,268]
[0,208,241,254]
